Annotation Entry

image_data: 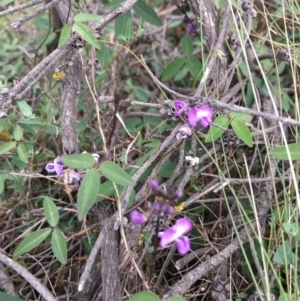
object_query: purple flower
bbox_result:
[130,210,148,225]
[45,163,55,173]
[54,156,64,177]
[188,23,196,34]
[149,180,159,191]
[176,124,192,140]
[159,218,193,255]
[173,100,189,117]
[188,104,213,128]
[64,169,81,185]
[153,201,175,215]
[45,157,64,177]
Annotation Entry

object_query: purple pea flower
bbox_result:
[64,169,81,185]
[153,201,175,215]
[159,217,192,255]
[188,104,214,128]
[45,156,64,177]
[173,100,189,117]
[188,23,196,34]
[149,180,159,191]
[176,124,192,140]
[130,210,148,225]
[54,156,64,177]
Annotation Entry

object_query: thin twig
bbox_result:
[11,0,62,31]
[0,252,57,301]
[0,0,45,17]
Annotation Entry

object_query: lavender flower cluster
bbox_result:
[173,100,214,140]
[130,180,193,255]
[45,153,99,185]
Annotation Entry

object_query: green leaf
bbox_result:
[128,291,160,301]
[100,161,135,186]
[77,168,99,221]
[73,22,100,49]
[0,292,26,301]
[61,153,95,169]
[58,23,72,48]
[231,118,253,147]
[133,0,162,26]
[0,0,14,6]
[161,58,185,81]
[51,229,67,264]
[13,228,52,258]
[17,101,34,118]
[129,144,160,176]
[273,241,297,265]
[180,35,193,56]
[96,181,115,202]
[125,18,134,40]
[74,13,102,22]
[0,141,16,155]
[17,143,28,164]
[205,116,229,143]
[229,112,253,122]
[43,197,59,227]
[99,45,112,68]
[269,143,300,160]
[13,125,23,141]
[128,190,136,207]
[0,175,4,194]
[114,11,131,38]
[170,297,188,301]
[186,56,202,78]
[158,162,177,178]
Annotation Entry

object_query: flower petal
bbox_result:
[149,180,159,191]
[188,107,199,127]
[174,100,184,110]
[130,210,148,225]
[64,169,81,184]
[153,201,163,212]
[200,116,212,128]
[159,227,177,247]
[175,236,190,255]
[92,153,100,164]
[54,156,64,177]
[189,23,196,34]
[177,124,192,139]
[45,163,55,173]
[164,205,175,215]
[173,218,193,237]
[174,100,189,117]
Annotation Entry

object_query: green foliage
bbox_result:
[161,58,185,81]
[269,143,300,160]
[13,228,52,259]
[0,292,26,301]
[205,115,230,143]
[43,197,59,227]
[273,241,298,265]
[61,153,95,169]
[74,13,102,22]
[51,229,67,264]
[100,161,135,186]
[132,1,162,26]
[0,141,16,155]
[77,168,100,221]
[73,22,100,49]
[231,117,253,147]
[58,24,72,48]
[127,291,160,301]
[180,36,193,56]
